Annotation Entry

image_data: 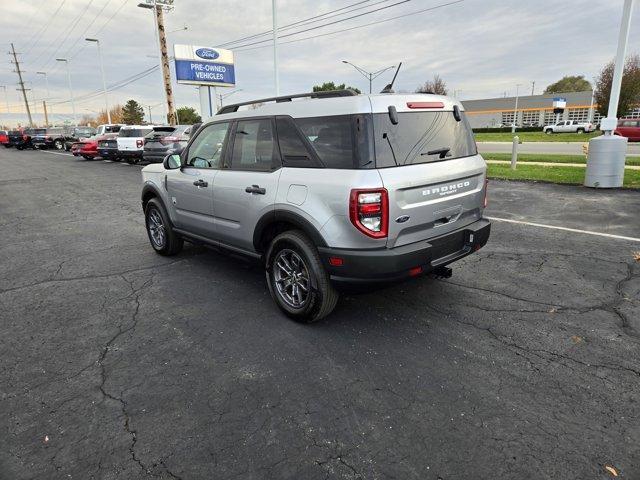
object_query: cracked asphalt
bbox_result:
[1,147,639,480]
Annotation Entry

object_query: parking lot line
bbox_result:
[40,150,73,157]
[486,216,640,243]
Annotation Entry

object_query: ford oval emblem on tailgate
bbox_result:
[396,215,410,223]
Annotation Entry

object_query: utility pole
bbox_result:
[148,104,153,123]
[9,43,33,127]
[42,101,49,127]
[272,0,280,95]
[138,1,177,125]
[531,80,535,96]
[37,72,51,124]
[86,39,111,124]
[155,5,176,125]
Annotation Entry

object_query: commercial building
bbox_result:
[462,90,640,129]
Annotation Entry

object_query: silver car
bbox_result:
[140,90,490,321]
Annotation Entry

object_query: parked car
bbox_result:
[543,120,595,134]
[0,130,9,147]
[32,127,75,150]
[140,90,490,322]
[8,128,42,149]
[71,135,102,160]
[142,124,196,164]
[64,126,97,151]
[614,118,640,142]
[97,136,120,161]
[117,125,155,164]
[95,124,125,136]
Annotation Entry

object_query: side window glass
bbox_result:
[186,122,229,168]
[230,119,278,171]
[276,117,321,168]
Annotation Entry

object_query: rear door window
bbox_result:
[275,117,322,168]
[373,111,477,168]
[229,118,279,171]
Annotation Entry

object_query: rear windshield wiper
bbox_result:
[382,133,399,166]
[422,147,451,159]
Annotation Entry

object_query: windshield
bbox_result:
[75,127,95,135]
[373,111,477,168]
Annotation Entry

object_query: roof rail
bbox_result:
[216,89,359,115]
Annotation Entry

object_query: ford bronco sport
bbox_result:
[140,90,490,322]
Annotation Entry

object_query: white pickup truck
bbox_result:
[543,120,595,134]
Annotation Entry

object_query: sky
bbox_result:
[0,0,639,127]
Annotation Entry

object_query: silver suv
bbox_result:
[140,90,490,322]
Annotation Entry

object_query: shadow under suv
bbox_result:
[140,90,490,322]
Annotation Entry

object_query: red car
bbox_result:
[615,118,640,142]
[71,136,101,160]
[0,130,9,147]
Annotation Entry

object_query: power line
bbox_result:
[217,0,377,48]
[23,0,67,55]
[237,0,464,51]
[60,0,112,60]
[231,0,413,50]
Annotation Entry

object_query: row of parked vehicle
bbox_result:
[0,123,196,164]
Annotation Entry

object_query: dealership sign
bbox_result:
[173,45,235,87]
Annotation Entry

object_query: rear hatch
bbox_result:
[117,127,153,152]
[29,129,48,145]
[144,126,178,154]
[371,100,486,248]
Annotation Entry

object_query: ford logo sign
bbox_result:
[195,48,219,60]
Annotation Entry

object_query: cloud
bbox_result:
[1,0,638,127]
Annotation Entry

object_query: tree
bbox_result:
[121,99,145,124]
[96,105,124,124]
[79,114,96,126]
[543,75,592,94]
[594,54,640,117]
[175,106,201,124]
[416,74,447,95]
[312,82,361,94]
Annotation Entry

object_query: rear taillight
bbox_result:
[160,136,179,145]
[22,134,28,141]
[136,139,143,148]
[483,177,488,208]
[349,188,388,238]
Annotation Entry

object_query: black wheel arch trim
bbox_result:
[141,183,165,211]
[254,210,328,252]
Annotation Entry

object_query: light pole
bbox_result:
[85,38,111,124]
[511,84,522,133]
[218,88,242,107]
[137,0,177,125]
[585,0,635,188]
[37,71,51,125]
[342,60,395,93]
[56,58,77,125]
[272,0,279,95]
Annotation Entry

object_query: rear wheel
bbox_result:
[266,230,338,323]
[54,140,64,150]
[145,198,183,256]
[576,128,584,134]
[545,129,552,135]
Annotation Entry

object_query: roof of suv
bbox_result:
[211,91,463,122]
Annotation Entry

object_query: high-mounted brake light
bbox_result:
[407,102,444,109]
[349,188,388,239]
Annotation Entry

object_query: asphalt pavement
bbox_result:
[1,148,639,480]
[477,140,640,156]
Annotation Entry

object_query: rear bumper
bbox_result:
[119,150,143,158]
[98,149,119,158]
[318,218,491,284]
[143,153,167,163]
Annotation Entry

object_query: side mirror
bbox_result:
[163,154,181,170]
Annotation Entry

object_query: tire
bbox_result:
[16,145,23,150]
[82,155,93,160]
[54,140,64,150]
[545,129,552,135]
[576,128,584,134]
[144,198,183,256]
[3,144,10,148]
[265,230,339,323]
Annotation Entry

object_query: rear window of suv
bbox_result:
[120,128,152,137]
[373,111,477,168]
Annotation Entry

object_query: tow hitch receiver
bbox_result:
[431,265,453,279]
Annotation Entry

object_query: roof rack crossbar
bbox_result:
[216,89,358,114]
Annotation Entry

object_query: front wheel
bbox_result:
[576,128,584,134]
[145,198,183,256]
[544,129,552,135]
[266,230,338,323]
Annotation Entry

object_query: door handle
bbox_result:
[245,185,266,195]
[193,179,208,188]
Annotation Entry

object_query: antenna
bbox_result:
[380,62,402,93]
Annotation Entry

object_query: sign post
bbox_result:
[174,45,235,119]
